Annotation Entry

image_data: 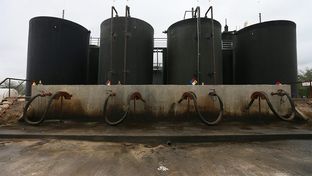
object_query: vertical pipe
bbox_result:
[211,7,216,84]
[232,36,236,84]
[123,6,130,84]
[110,7,114,82]
[307,81,312,98]
[60,96,63,119]
[224,18,228,32]
[62,10,65,19]
[258,97,261,112]
[8,79,11,97]
[205,6,216,84]
[164,48,168,84]
[187,98,190,112]
[156,49,159,70]
[259,13,262,23]
[192,8,194,18]
[196,6,201,83]
[156,49,159,83]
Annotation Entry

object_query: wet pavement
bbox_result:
[0,139,311,176]
[0,117,311,175]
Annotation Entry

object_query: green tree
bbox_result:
[298,68,312,81]
[297,68,312,97]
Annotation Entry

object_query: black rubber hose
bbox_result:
[271,90,296,121]
[261,92,283,119]
[193,92,224,125]
[42,91,67,122]
[246,91,295,121]
[23,93,47,125]
[103,94,129,126]
[179,91,223,125]
[23,91,66,125]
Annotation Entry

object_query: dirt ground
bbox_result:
[0,139,311,176]
[0,99,24,126]
[295,99,312,120]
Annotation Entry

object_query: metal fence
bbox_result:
[90,37,100,46]
[296,81,312,98]
[0,78,31,97]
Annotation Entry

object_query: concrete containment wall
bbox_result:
[30,85,291,121]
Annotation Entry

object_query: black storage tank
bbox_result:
[235,20,298,95]
[98,16,154,84]
[222,30,236,84]
[26,16,90,96]
[87,45,100,84]
[166,17,223,84]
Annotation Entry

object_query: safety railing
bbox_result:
[296,80,312,98]
[222,41,234,50]
[154,38,167,48]
[0,78,32,97]
[90,37,100,46]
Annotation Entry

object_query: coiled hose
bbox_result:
[178,91,224,125]
[103,92,145,126]
[103,93,130,126]
[246,90,295,121]
[271,89,296,121]
[23,91,71,125]
[23,92,52,125]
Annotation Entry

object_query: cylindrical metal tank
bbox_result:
[26,16,90,96]
[87,45,99,84]
[235,20,298,95]
[98,17,154,85]
[222,31,236,84]
[166,18,223,84]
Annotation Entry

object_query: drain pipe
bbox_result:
[123,6,130,84]
[205,6,216,84]
[195,6,201,82]
[110,6,119,82]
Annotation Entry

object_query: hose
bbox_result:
[178,91,224,125]
[271,89,296,121]
[23,91,71,125]
[104,92,146,126]
[103,93,129,126]
[246,90,295,121]
[23,92,51,125]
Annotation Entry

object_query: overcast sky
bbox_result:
[0,0,311,81]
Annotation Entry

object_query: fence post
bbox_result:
[8,78,11,97]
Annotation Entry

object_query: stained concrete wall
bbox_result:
[30,85,291,120]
